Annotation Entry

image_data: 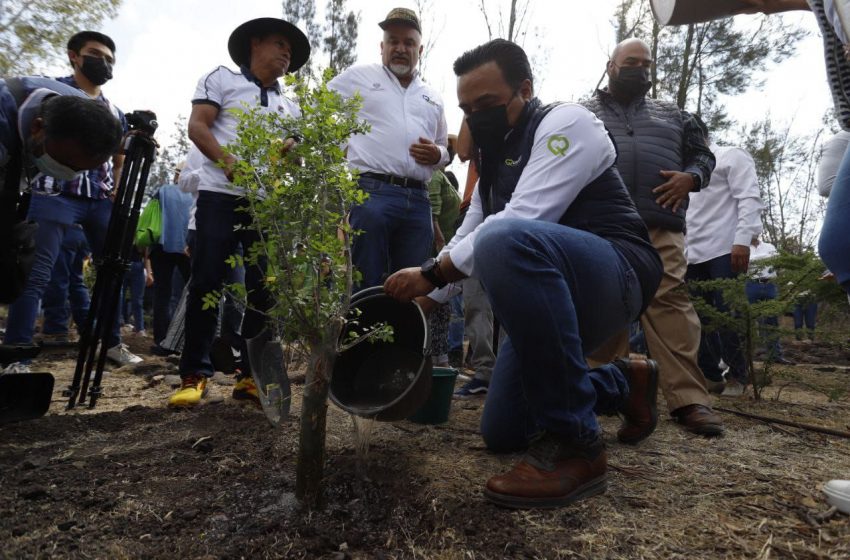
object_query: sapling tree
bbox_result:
[222,70,371,506]
[689,250,846,400]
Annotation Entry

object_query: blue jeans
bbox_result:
[123,260,146,332]
[819,144,850,296]
[792,302,817,338]
[4,193,120,348]
[349,177,433,288]
[745,281,784,360]
[474,219,642,452]
[628,322,647,354]
[687,254,747,383]
[41,226,91,335]
[447,294,464,353]
[179,192,272,378]
[150,246,191,344]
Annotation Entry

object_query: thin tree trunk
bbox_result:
[651,19,659,99]
[508,0,518,42]
[676,24,695,109]
[295,341,337,506]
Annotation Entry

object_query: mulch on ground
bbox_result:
[1,332,849,559]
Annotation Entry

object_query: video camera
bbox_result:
[125,110,158,135]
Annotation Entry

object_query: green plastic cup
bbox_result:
[407,367,458,425]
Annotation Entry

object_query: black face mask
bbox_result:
[467,104,511,156]
[610,66,651,100]
[79,55,113,86]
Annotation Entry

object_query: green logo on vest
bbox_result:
[547,135,570,156]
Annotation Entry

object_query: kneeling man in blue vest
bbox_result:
[384,39,665,510]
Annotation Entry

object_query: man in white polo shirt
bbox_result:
[685,121,764,395]
[329,7,450,288]
[169,17,310,408]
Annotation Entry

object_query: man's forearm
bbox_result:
[112,153,124,189]
[188,122,230,167]
[436,253,467,284]
[682,112,716,188]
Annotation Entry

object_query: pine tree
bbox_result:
[0,0,122,74]
[323,0,358,75]
[281,0,360,77]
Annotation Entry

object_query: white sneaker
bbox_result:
[2,362,31,373]
[823,480,850,514]
[106,343,143,366]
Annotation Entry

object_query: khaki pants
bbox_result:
[589,227,710,411]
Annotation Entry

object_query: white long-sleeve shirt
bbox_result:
[685,143,764,265]
[328,63,448,182]
[439,103,615,277]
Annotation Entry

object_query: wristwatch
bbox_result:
[420,257,448,288]
[689,172,702,190]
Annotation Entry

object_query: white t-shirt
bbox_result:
[191,66,301,195]
[328,63,448,183]
[439,103,616,278]
[685,143,764,265]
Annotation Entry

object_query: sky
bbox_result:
[61,0,831,179]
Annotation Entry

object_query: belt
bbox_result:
[755,278,772,284]
[361,172,426,190]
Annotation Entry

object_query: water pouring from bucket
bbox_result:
[330,287,433,422]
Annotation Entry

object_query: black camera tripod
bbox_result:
[65,111,158,409]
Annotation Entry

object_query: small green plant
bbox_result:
[220,69,371,506]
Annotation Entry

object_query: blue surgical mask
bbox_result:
[34,152,81,181]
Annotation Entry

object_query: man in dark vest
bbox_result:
[384,39,663,509]
[583,37,724,437]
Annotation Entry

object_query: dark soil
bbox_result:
[2,331,850,559]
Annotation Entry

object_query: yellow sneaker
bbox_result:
[168,374,208,407]
[232,374,260,407]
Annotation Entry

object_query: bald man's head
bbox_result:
[610,38,651,65]
[606,37,653,101]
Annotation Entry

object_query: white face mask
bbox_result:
[33,152,80,181]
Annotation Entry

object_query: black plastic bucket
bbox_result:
[330,287,432,421]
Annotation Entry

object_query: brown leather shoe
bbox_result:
[484,433,607,509]
[672,404,724,437]
[615,358,659,444]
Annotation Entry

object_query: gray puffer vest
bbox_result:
[583,90,687,232]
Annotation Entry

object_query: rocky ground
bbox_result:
[1,329,850,559]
